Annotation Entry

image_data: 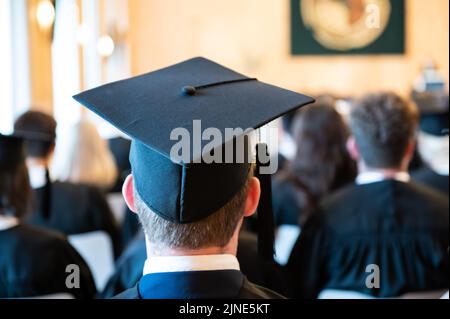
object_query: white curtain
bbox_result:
[0,0,14,134]
[52,0,82,129]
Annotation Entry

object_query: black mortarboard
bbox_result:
[73,57,313,228]
[0,134,25,170]
[412,91,449,136]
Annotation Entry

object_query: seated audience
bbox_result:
[14,111,121,258]
[286,93,449,298]
[0,134,96,298]
[412,92,449,194]
[272,100,356,227]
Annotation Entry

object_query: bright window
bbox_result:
[0,0,14,134]
[0,0,30,134]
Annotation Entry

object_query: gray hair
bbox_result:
[350,92,418,168]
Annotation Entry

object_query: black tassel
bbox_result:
[254,143,275,262]
[41,168,52,219]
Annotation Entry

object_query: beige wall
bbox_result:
[128,0,449,98]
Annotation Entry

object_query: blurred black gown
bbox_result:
[0,224,96,298]
[101,230,287,298]
[271,179,303,226]
[286,180,449,299]
[412,167,449,195]
[271,170,356,227]
[27,181,121,258]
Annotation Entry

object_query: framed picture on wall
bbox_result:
[291,0,405,55]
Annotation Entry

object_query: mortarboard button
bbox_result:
[182,86,196,96]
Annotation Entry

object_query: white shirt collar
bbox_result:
[143,254,240,276]
[356,171,411,185]
[0,215,19,231]
[27,164,47,189]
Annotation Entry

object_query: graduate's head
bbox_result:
[347,92,419,170]
[123,165,260,253]
[72,57,314,255]
[0,135,31,218]
[14,110,57,161]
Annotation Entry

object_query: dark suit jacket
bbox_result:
[113,270,285,299]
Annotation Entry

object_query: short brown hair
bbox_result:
[350,93,419,168]
[135,166,254,251]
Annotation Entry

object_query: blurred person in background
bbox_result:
[412,92,449,195]
[0,134,96,298]
[14,111,121,258]
[51,119,118,191]
[286,92,449,299]
[272,99,356,227]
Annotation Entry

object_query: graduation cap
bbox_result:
[74,57,314,259]
[412,91,449,136]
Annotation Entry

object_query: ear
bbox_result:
[122,174,137,213]
[405,138,416,160]
[346,136,360,162]
[243,176,261,218]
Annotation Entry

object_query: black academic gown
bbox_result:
[27,181,121,258]
[286,180,449,299]
[412,167,449,195]
[113,270,284,299]
[101,231,286,298]
[271,179,303,226]
[271,171,356,227]
[0,224,96,298]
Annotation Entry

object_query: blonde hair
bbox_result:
[51,120,118,190]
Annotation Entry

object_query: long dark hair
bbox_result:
[0,160,32,219]
[279,101,356,225]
